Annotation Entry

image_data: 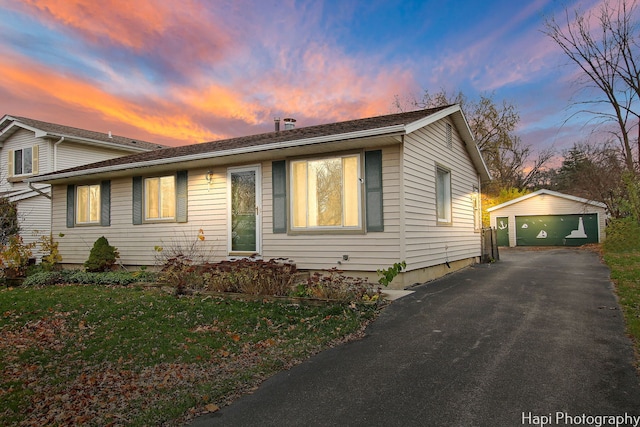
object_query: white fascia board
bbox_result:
[487,189,607,212]
[41,133,152,152]
[29,124,407,183]
[403,105,461,134]
[0,121,43,141]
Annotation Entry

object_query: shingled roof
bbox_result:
[30,105,491,183]
[0,115,166,151]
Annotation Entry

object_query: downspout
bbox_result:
[53,136,65,171]
[28,182,51,200]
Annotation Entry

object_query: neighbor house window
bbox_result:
[291,154,361,230]
[145,175,176,220]
[76,184,101,224]
[436,165,452,224]
[9,146,38,177]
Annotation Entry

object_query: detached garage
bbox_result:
[488,189,608,247]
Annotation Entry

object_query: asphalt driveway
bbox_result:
[189,248,640,427]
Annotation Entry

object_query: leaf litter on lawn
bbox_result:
[0,285,380,426]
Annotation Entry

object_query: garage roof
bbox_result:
[487,189,607,212]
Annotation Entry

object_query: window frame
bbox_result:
[13,147,33,176]
[143,175,177,222]
[289,152,364,234]
[436,164,452,226]
[75,184,101,225]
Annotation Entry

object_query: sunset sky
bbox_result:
[0,0,609,157]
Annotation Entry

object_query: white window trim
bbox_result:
[75,184,101,225]
[436,165,452,225]
[289,153,363,233]
[12,146,35,176]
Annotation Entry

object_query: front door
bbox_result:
[228,166,261,254]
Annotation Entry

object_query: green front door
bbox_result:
[496,216,510,246]
[515,214,599,246]
[229,166,261,254]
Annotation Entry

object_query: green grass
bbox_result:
[602,217,640,366]
[0,284,379,426]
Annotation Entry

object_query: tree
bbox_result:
[551,142,628,217]
[396,90,553,194]
[0,197,19,246]
[544,0,640,173]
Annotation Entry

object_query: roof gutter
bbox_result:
[44,133,152,152]
[29,124,407,183]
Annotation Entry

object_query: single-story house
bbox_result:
[0,114,166,256]
[487,189,608,247]
[29,105,491,288]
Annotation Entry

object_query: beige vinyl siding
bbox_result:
[402,118,481,270]
[52,168,228,266]
[55,141,142,171]
[261,145,402,272]
[53,150,404,272]
[1,129,50,193]
[15,194,51,260]
[489,194,607,247]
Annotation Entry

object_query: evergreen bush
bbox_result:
[84,236,120,272]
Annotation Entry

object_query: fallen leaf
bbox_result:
[204,403,219,413]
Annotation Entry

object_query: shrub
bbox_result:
[84,236,120,272]
[23,269,159,287]
[38,234,62,271]
[603,217,640,253]
[0,196,19,245]
[160,255,199,295]
[198,258,297,296]
[0,235,34,278]
[154,229,213,267]
[23,271,64,287]
[301,268,379,302]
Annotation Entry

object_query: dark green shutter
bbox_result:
[100,180,111,226]
[132,176,143,225]
[66,185,75,228]
[365,150,384,232]
[272,160,287,233]
[176,170,188,223]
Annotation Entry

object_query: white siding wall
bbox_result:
[489,194,608,246]
[262,145,402,273]
[1,129,154,263]
[52,168,227,267]
[1,129,51,193]
[402,118,481,270]
[16,194,51,259]
[55,142,138,171]
[53,152,403,275]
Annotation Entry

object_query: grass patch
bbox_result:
[602,217,640,366]
[0,284,380,426]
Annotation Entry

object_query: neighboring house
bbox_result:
[0,115,166,257]
[30,105,491,288]
[487,189,608,247]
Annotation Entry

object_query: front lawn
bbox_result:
[602,217,640,365]
[0,284,379,426]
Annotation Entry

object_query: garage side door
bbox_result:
[515,214,599,246]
